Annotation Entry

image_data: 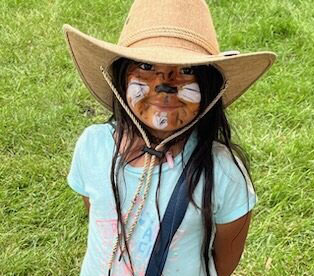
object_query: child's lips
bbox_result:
[147,101,183,111]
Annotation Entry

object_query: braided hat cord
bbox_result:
[107,154,150,271]
[100,67,228,274]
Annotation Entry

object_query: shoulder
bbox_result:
[75,123,115,151]
[67,123,115,197]
[80,123,114,137]
[212,141,251,185]
[212,141,238,165]
[78,123,114,141]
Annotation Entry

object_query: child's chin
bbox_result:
[146,123,185,133]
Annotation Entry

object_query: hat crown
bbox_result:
[118,0,220,55]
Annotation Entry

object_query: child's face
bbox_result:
[126,63,201,133]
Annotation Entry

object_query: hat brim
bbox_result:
[63,24,276,110]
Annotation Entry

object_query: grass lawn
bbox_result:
[1,0,313,275]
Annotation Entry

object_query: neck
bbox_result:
[148,129,176,142]
[116,130,188,168]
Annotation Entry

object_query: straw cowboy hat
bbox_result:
[63,0,276,111]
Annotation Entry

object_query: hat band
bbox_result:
[118,26,219,55]
[129,37,210,55]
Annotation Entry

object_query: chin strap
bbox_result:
[142,146,164,159]
[100,66,228,275]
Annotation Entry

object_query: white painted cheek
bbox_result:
[152,112,168,129]
[126,80,149,107]
[177,82,201,103]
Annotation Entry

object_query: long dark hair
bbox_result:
[108,58,251,275]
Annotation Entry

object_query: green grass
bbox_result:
[1,0,313,275]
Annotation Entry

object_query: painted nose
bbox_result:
[155,84,177,94]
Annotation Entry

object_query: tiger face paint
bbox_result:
[126,63,201,133]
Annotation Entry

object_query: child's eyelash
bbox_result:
[139,63,154,70]
[180,67,194,75]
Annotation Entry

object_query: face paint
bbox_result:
[152,112,168,129]
[125,63,201,135]
[177,82,201,103]
[126,78,150,107]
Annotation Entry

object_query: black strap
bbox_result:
[142,146,165,159]
[145,164,190,276]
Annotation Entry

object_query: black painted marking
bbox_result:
[155,84,177,94]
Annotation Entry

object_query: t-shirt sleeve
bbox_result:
[213,147,257,224]
[67,128,90,197]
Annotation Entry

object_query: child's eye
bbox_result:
[180,67,194,75]
[139,63,154,71]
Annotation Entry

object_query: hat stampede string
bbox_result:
[100,66,228,275]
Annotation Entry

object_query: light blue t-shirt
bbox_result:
[67,124,256,276]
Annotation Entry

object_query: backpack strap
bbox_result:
[145,163,190,276]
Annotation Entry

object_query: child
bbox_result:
[64,0,276,275]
